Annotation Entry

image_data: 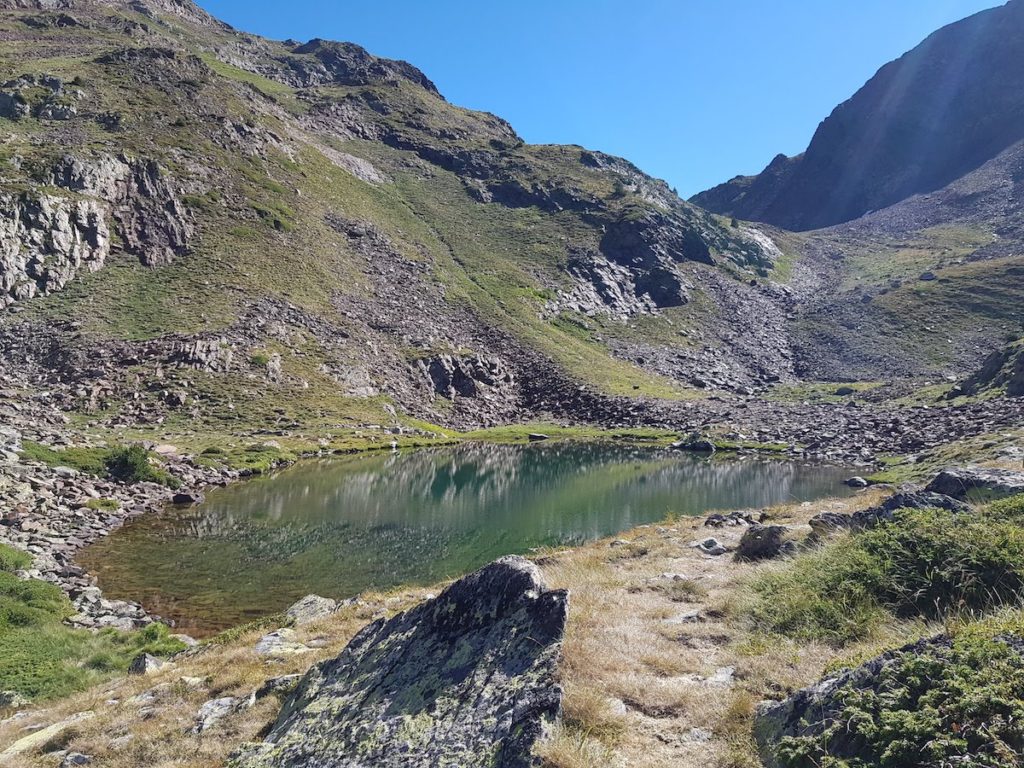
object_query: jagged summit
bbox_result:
[693,0,1024,230]
[288,39,442,97]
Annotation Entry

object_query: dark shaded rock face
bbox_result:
[693,0,1024,230]
[926,467,1024,500]
[231,556,568,768]
[954,341,1024,399]
[735,524,793,561]
[421,353,515,400]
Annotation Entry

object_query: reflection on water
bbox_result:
[79,442,854,634]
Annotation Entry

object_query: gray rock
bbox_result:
[809,490,970,535]
[60,753,92,767]
[735,524,793,561]
[230,556,568,768]
[705,666,735,686]
[925,467,1024,500]
[844,476,868,487]
[128,653,168,675]
[692,537,728,556]
[0,690,30,709]
[285,594,338,626]
[193,696,239,734]
[255,675,302,700]
[527,433,549,442]
[254,629,310,657]
[671,433,717,453]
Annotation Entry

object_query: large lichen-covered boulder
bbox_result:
[231,556,568,768]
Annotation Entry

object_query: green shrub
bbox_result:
[0,573,72,628]
[250,352,270,367]
[746,546,888,645]
[777,628,1024,768]
[987,493,1024,521]
[105,445,155,483]
[105,445,180,488]
[0,544,31,573]
[746,506,1024,645]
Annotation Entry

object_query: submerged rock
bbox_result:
[231,555,568,768]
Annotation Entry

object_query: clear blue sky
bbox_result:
[197,0,1001,197]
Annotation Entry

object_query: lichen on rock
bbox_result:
[230,556,568,768]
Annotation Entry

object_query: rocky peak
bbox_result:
[287,38,442,97]
[693,0,1024,230]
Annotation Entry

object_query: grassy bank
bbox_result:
[0,545,185,706]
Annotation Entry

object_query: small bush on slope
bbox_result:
[745,499,1024,645]
[0,543,31,573]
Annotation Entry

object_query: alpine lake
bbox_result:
[79,442,855,635]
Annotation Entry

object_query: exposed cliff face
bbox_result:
[693,0,1024,231]
[51,154,192,267]
[0,193,108,307]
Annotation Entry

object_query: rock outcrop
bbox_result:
[231,556,568,768]
[0,152,191,307]
[926,467,1024,500]
[808,490,971,535]
[51,154,192,267]
[0,193,109,307]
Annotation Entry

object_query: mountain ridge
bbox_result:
[692,0,1024,231]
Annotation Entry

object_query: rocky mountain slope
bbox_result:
[693,0,1024,231]
[0,0,1019,447]
[0,0,793,436]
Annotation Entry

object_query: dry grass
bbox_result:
[0,487,933,768]
[0,592,432,767]
[536,488,935,768]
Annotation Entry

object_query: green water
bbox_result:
[80,442,854,634]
